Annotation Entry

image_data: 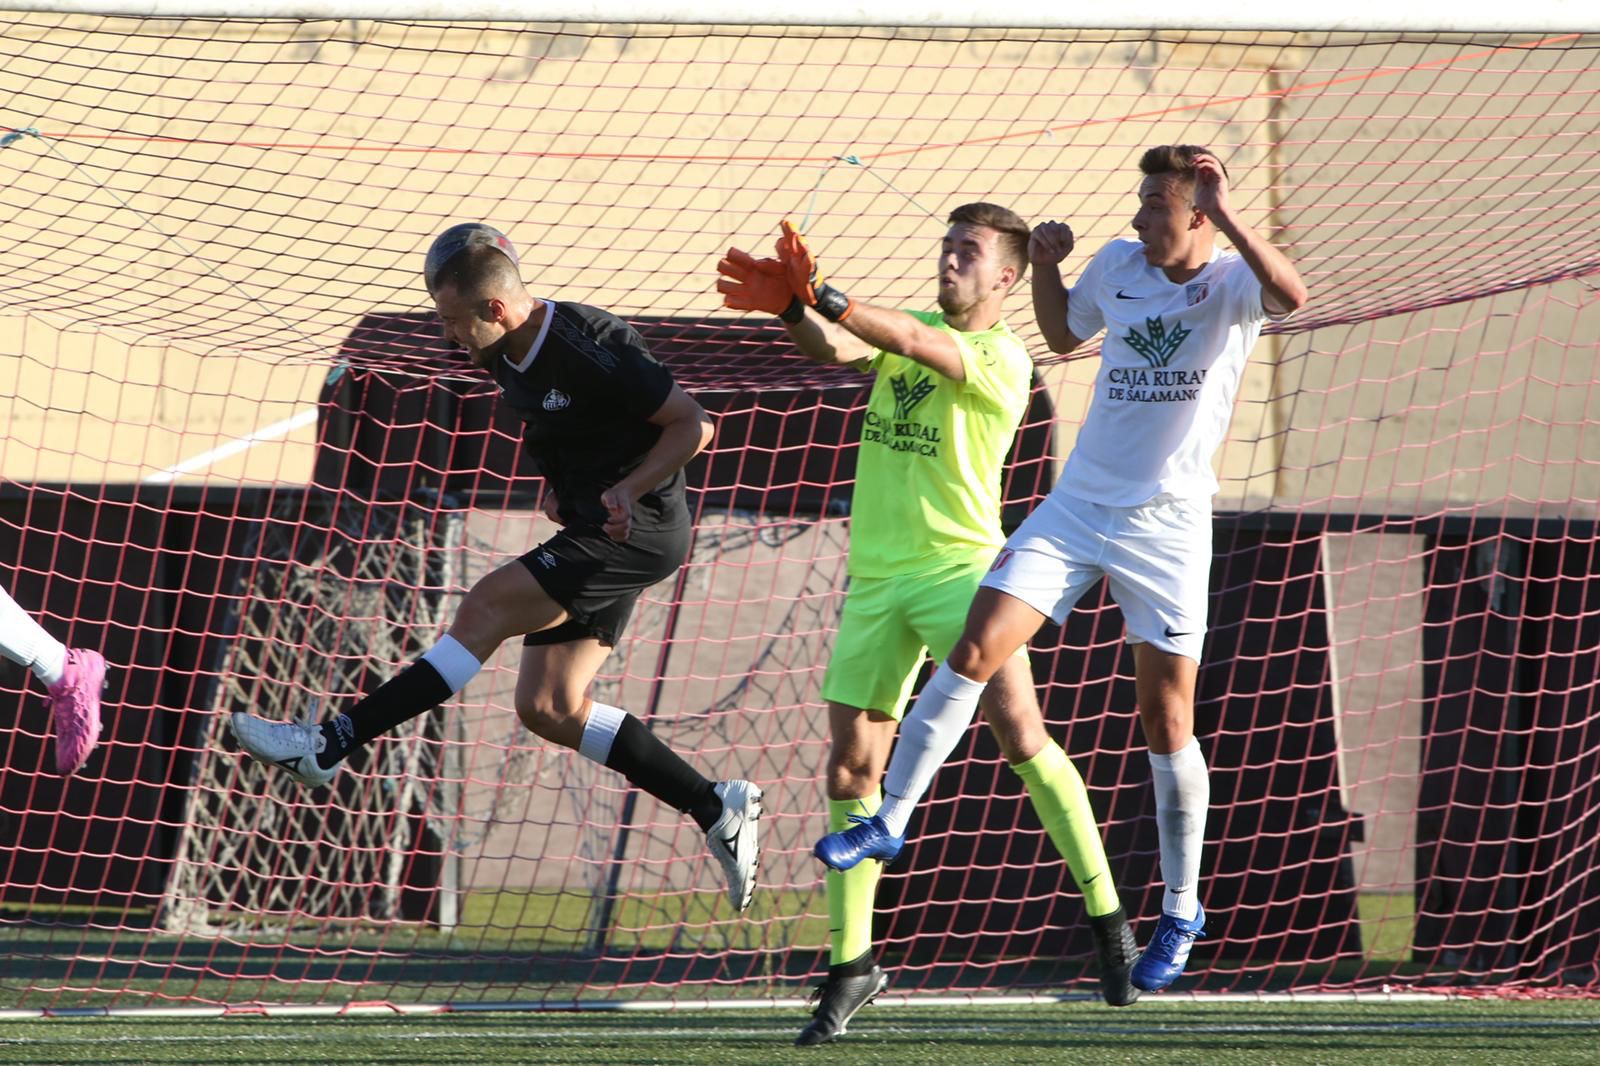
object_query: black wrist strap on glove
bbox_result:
[779,296,805,324]
[813,283,854,323]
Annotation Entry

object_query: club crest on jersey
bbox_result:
[542,389,571,411]
[890,371,937,420]
[1123,316,1192,369]
[1186,282,1210,306]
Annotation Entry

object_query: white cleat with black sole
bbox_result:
[230,711,341,788]
[707,779,763,911]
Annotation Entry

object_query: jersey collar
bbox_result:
[503,299,555,373]
[1147,245,1224,289]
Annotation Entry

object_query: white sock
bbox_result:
[0,584,67,687]
[878,663,987,837]
[578,702,627,766]
[421,634,482,693]
[1149,738,1209,921]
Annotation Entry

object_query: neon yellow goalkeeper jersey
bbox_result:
[846,309,1033,578]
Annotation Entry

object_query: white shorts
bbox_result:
[980,490,1212,661]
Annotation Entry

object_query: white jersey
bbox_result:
[1058,239,1271,506]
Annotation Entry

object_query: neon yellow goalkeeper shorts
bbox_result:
[821,556,1028,720]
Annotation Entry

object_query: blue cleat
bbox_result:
[814,813,904,871]
[1130,902,1205,991]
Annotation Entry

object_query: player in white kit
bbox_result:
[814,145,1307,991]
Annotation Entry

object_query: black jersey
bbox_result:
[490,301,689,532]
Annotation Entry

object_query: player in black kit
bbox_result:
[232,224,763,911]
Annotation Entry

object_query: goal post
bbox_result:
[159,490,467,937]
[0,9,1597,1012]
[1,0,1593,31]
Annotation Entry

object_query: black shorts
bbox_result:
[518,522,691,648]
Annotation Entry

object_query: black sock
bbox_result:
[604,714,722,831]
[316,659,453,768]
[829,951,875,980]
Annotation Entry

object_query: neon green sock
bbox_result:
[1013,741,1121,917]
[826,790,883,966]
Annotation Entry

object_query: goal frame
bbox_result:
[1,0,1595,32]
[3,3,1597,1020]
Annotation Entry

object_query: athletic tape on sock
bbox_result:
[579,702,628,766]
[420,634,483,694]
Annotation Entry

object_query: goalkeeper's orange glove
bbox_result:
[717,247,805,323]
[775,219,854,322]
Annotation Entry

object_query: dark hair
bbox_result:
[947,201,1031,283]
[428,244,523,298]
[1138,144,1228,187]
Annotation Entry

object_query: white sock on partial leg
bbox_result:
[0,584,66,687]
[578,702,628,766]
[420,633,483,693]
[877,663,987,837]
[1149,738,1209,921]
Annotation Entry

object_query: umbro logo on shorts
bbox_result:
[535,549,558,568]
[542,389,571,411]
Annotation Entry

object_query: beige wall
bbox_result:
[8,21,1590,503]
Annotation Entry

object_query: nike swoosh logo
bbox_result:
[1116,289,1145,300]
[274,756,303,772]
[1164,626,1193,638]
[720,834,741,852]
[1083,873,1101,886]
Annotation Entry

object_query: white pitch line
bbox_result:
[142,407,319,484]
[0,990,1507,1023]
[8,1017,1600,1046]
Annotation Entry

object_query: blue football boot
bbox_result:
[1129,902,1206,991]
[813,813,904,871]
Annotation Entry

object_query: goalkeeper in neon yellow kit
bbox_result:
[718,206,1140,1047]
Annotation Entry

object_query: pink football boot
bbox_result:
[46,648,106,774]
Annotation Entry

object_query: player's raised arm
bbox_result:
[716,246,874,367]
[1029,220,1088,355]
[1191,152,1308,317]
[774,220,971,381]
[717,226,972,380]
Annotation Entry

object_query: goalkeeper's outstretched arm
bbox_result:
[781,303,875,367]
[716,245,873,366]
[716,223,968,380]
[792,299,967,381]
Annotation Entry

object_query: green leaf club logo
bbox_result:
[890,370,937,420]
[865,370,945,456]
[1123,316,1192,368]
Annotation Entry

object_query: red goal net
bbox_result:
[1,17,1597,1010]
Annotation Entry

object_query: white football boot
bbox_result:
[229,711,340,788]
[706,779,763,911]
